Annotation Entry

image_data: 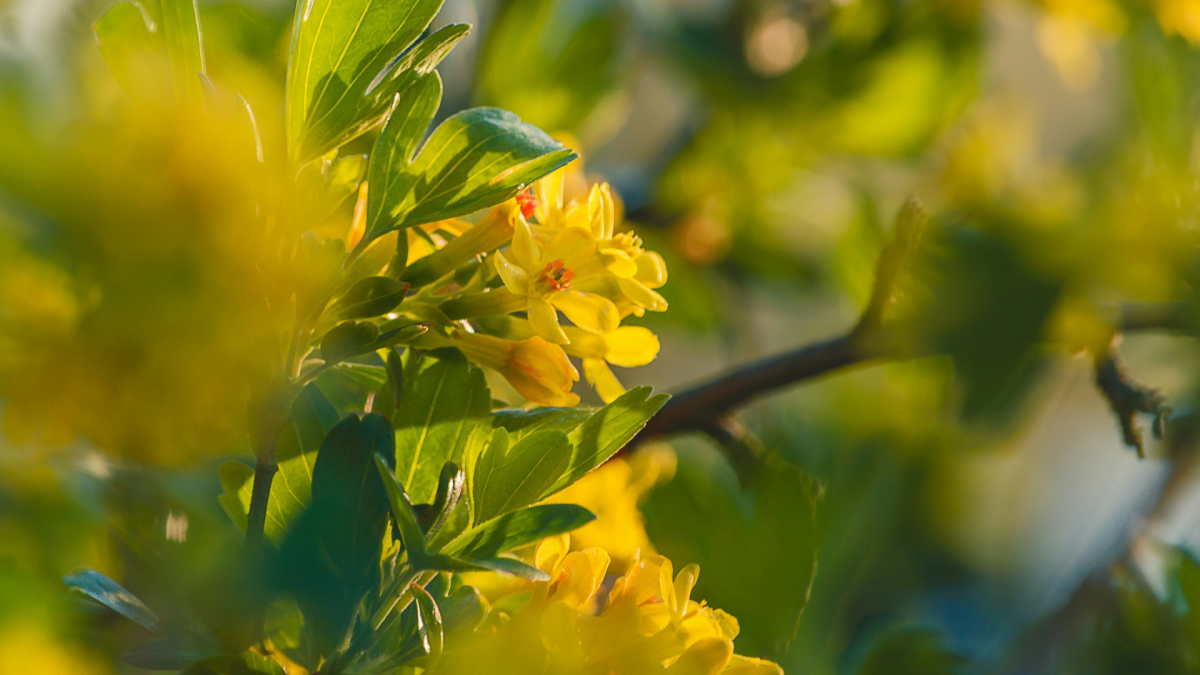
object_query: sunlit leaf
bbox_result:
[286,0,449,162]
[160,0,206,103]
[218,384,341,545]
[93,2,163,99]
[546,386,668,497]
[334,276,408,320]
[395,348,491,504]
[443,504,595,560]
[364,103,577,242]
[470,428,571,523]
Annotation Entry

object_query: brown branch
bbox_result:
[1092,344,1172,459]
[635,197,928,445]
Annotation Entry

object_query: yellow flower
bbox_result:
[473,315,660,404]
[530,171,669,318]
[402,201,520,287]
[423,330,580,407]
[441,537,780,675]
[494,215,620,344]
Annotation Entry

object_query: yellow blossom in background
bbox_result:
[545,443,676,565]
[0,623,107,675]
[441,536,783,675]
[1154,0,1200,42]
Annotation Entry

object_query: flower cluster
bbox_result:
[402,148,667,406]
[441,535,783,675]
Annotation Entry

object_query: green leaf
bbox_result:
[93,3,162,99]
[395,348,491,504]
[334,276,408,320]
[286,0,449,162]
[377,346,405,420]
[429,582,488,639]
[410,585,444,668]
[63,569,158,629]
[546,386,669,498]
[160,0,206,104]
[264,595,320,673]
[474,0,620,132]
[489,405,593,441]
[375,456,477,573]
[179,652,286,675]
[421,462,466,538]
[218,385,341,545]
[464,556,548,581]
[642,447,820,654]
[217,460,255,534]
[328,361,389,390]
[471,428,571,523]
[443,504,594,560]
[124,621,224,671]
[364,104,577,241]
[279,413,396,654]
[321,320,380,365]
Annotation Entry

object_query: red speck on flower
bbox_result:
[517,190,538,219]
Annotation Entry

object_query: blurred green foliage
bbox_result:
[4,0,1200,672]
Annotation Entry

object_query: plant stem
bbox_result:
[244,437,278,547]
[244,384,296,551]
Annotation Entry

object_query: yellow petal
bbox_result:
[540,600,585,670]
[495,251,530,295]
[560,328,608,360]
[663,638,733,675]
[551,290,619,335]
[725,655,783,675]
[511,214,541,269]
[635,250,669,289]
[529,297,569,345]
[673,565,700,618]
[536,534,571,574]
[583,358,626,404]
[551,548,611,608]
[547,226,598,272]
[504,336,580,406]
[611,554,671,606]
[600,248,639,278]
[603,326,660,368]
[599,183,617,240]
[563,202,592,232]
[712,609,740,641]
[618,277,668,312]
[534,168,564,225]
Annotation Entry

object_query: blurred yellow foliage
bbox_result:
[442,535,781,675]
[0,623,107,675]
[546,443,677,567]
[0,88,299,461]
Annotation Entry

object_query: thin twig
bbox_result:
[635,198,929,445]
[1092,343,1172,458]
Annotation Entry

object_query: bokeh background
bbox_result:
[5,0,1200,672]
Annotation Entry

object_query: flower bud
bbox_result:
[401,200,521,288]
